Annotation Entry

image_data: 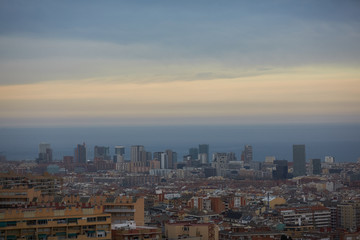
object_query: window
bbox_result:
[67,218,78,224]
[6,222,17,227]
[97,216,107,222]
[86,231,96,238]
[97,225,109,230]
[56,232,66,240]
[87,217,96,222]
[68,233,77,239]
[38,234,47,240]
[26,220,36,226]
[57,219,66,224]
[88,225,96,229]
[37,219,48,225]
[97,230,106,237]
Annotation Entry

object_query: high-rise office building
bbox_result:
[146,151,152,161]
[199,153,208,164]
[172,152,178,168]
[165,149,177,169]
[273,160,288,180]
[212,153,229,177]
[309,158,321,175]
[114,146,125,163]
[94,146,110,161]
[153,151,173,169]
[39,143,51,155]
[189,148,199,160]
[241,145,253,164]
[38,143,52,163]
[160,153,168,169]
[199,144,209,163]
[114,146,125,156]
[227,152,237,161]
[131,145,145,162]
[153,152,164,161]
[75,143,86,164]
[293,144,306,177]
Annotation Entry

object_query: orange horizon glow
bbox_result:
[0,66,359,126]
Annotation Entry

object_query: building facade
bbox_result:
[0,206,111,240]
[38,143,52,163]
[130,146,146,162]
[212,153,229,177]
[199,144,209,164]
[309,158,321,175]
[94,146,110,161]
[242,145,253,164]
[75,143,86,164]
[279,206,331,229]
[293,144,306,177]
[165,222,218,240]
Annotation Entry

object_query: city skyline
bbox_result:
[2,140,340,165]
[1,124,359,162]
[0,1,360,127]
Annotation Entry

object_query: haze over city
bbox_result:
[2,1,360,239]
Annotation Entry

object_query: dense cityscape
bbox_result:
[1,142,360,239]
[1,0,360,240]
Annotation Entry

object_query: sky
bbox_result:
[0,0,360,127]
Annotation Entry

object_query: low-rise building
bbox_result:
[0,173,62,196]
[278,205,331,229]
[0,206,111,240]
[165,221,219,240]
[112,221,161,240]
[0,187,41,208]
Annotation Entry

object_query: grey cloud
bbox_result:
[1,1,360,85]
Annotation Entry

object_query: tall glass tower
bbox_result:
[293,144,306,177]
[199,144,209,163]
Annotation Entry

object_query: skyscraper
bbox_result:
[309,158,321,175]
[212,152,229,177]
[199,144,209,163]
[189,148,199,160]
[293,144,306,177]
[146,151,152,161]
[160,152,168,169]
[131,145,145,162]
[94,146,110,161]
[241,145,253,164]
[166,149,177,169]
[273,160,288,180]
[227,152,237,161]
[153,152,164,161]
[75,143,86,164]
[114,146,125,156]
[38,143,52,163]
[114,146,125,163]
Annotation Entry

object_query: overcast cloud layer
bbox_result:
[0,0,359,126]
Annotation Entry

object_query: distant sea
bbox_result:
[0,124,360,162]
